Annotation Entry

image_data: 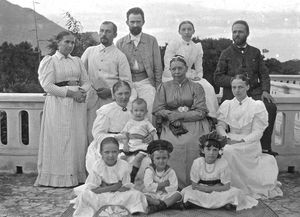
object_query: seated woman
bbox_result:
[163,20,219,119]
[86,80,151,179]
[153,55,210,189]
[216,74,283,199]
[86,80,132,173]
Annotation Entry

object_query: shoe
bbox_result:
[262,149,279,157]
[223,204,236,210]
[169,201,185,210]
[183,201,200,209]
[147,200,167,214]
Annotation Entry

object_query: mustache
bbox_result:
[100,36,108,40]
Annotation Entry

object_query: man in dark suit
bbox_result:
[214,20,278,156]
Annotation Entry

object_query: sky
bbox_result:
[5,0,300,61]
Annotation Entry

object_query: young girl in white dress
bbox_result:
[72,137,148,216]
[182,132,258,211]
[143,140,183,214]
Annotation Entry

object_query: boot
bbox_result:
[148,200,167,214]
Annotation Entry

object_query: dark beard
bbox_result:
[129,26,142,35]
[233,36,247,46]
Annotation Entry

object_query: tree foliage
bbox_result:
[0,41,43,92]
[47,12,98,57]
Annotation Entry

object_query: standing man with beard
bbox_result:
[82,21,133,144]
[214,20,278,156]
[116,7,162,121]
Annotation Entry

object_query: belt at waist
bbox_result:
[108,131,120,134]
[120,149,147,156]
[55,80,80,87]
[131,70,148,82]
[198,179,221,186]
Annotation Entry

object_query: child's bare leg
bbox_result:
[163,192,182,207]
[131,153,146,183]
[132,153,146,168]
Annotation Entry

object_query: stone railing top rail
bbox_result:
[271,81,300,90]
[0,93,45,102]
[270,75,300,79]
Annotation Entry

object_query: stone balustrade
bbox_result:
[270,74,300,85]
[0,90,299,173]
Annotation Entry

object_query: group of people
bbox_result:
[34,6,283,216]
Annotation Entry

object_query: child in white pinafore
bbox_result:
[143,140,182,214]
[72,137,148,216]
[182,132,258,211]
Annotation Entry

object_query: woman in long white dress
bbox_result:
[163,20,218,118]
[35,31,90,187]
[216,74,283,199]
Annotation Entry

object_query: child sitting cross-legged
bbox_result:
[182,131,258,211]
[72,137,148,217]
[143,140,183,214]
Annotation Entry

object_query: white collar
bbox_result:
[234,96,249,105]
[99,43,114,52]
[130,32,142,42]
[55,51,72,60]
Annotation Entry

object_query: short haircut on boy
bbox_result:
[132,97,147,107]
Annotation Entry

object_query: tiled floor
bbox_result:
[0,172,299,217]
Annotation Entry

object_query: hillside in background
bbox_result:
[0,0,65,55]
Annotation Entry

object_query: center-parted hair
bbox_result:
[178,20,195,32]
[230,74,250,86]
[199,131,227,158]
[100,137,119,152]
[169,54,188,68]
[112,80,131,94]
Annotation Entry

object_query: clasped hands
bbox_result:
[167,111,184,127]
[71,88,87,103]
[157,180,170,192]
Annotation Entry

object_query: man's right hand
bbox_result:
[96,88,112,99]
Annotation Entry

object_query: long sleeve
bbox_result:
[78,58,91,91]
[152,38,163,88]
[152,83,172,117]
[243,102,268,142]
[214,51,232,88]
[85,168,102,189]
[216,121,228,137]
[81,47,90,73]
[163,40,178,80]
[117,53,132,84]
[165,169,178,193]
[194,43,203,78]
[258,53,271,93]
[92,110,110,142]
[144,168,158,193]
[38,56,68,97]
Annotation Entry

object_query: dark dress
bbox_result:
[153,78,210,188]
